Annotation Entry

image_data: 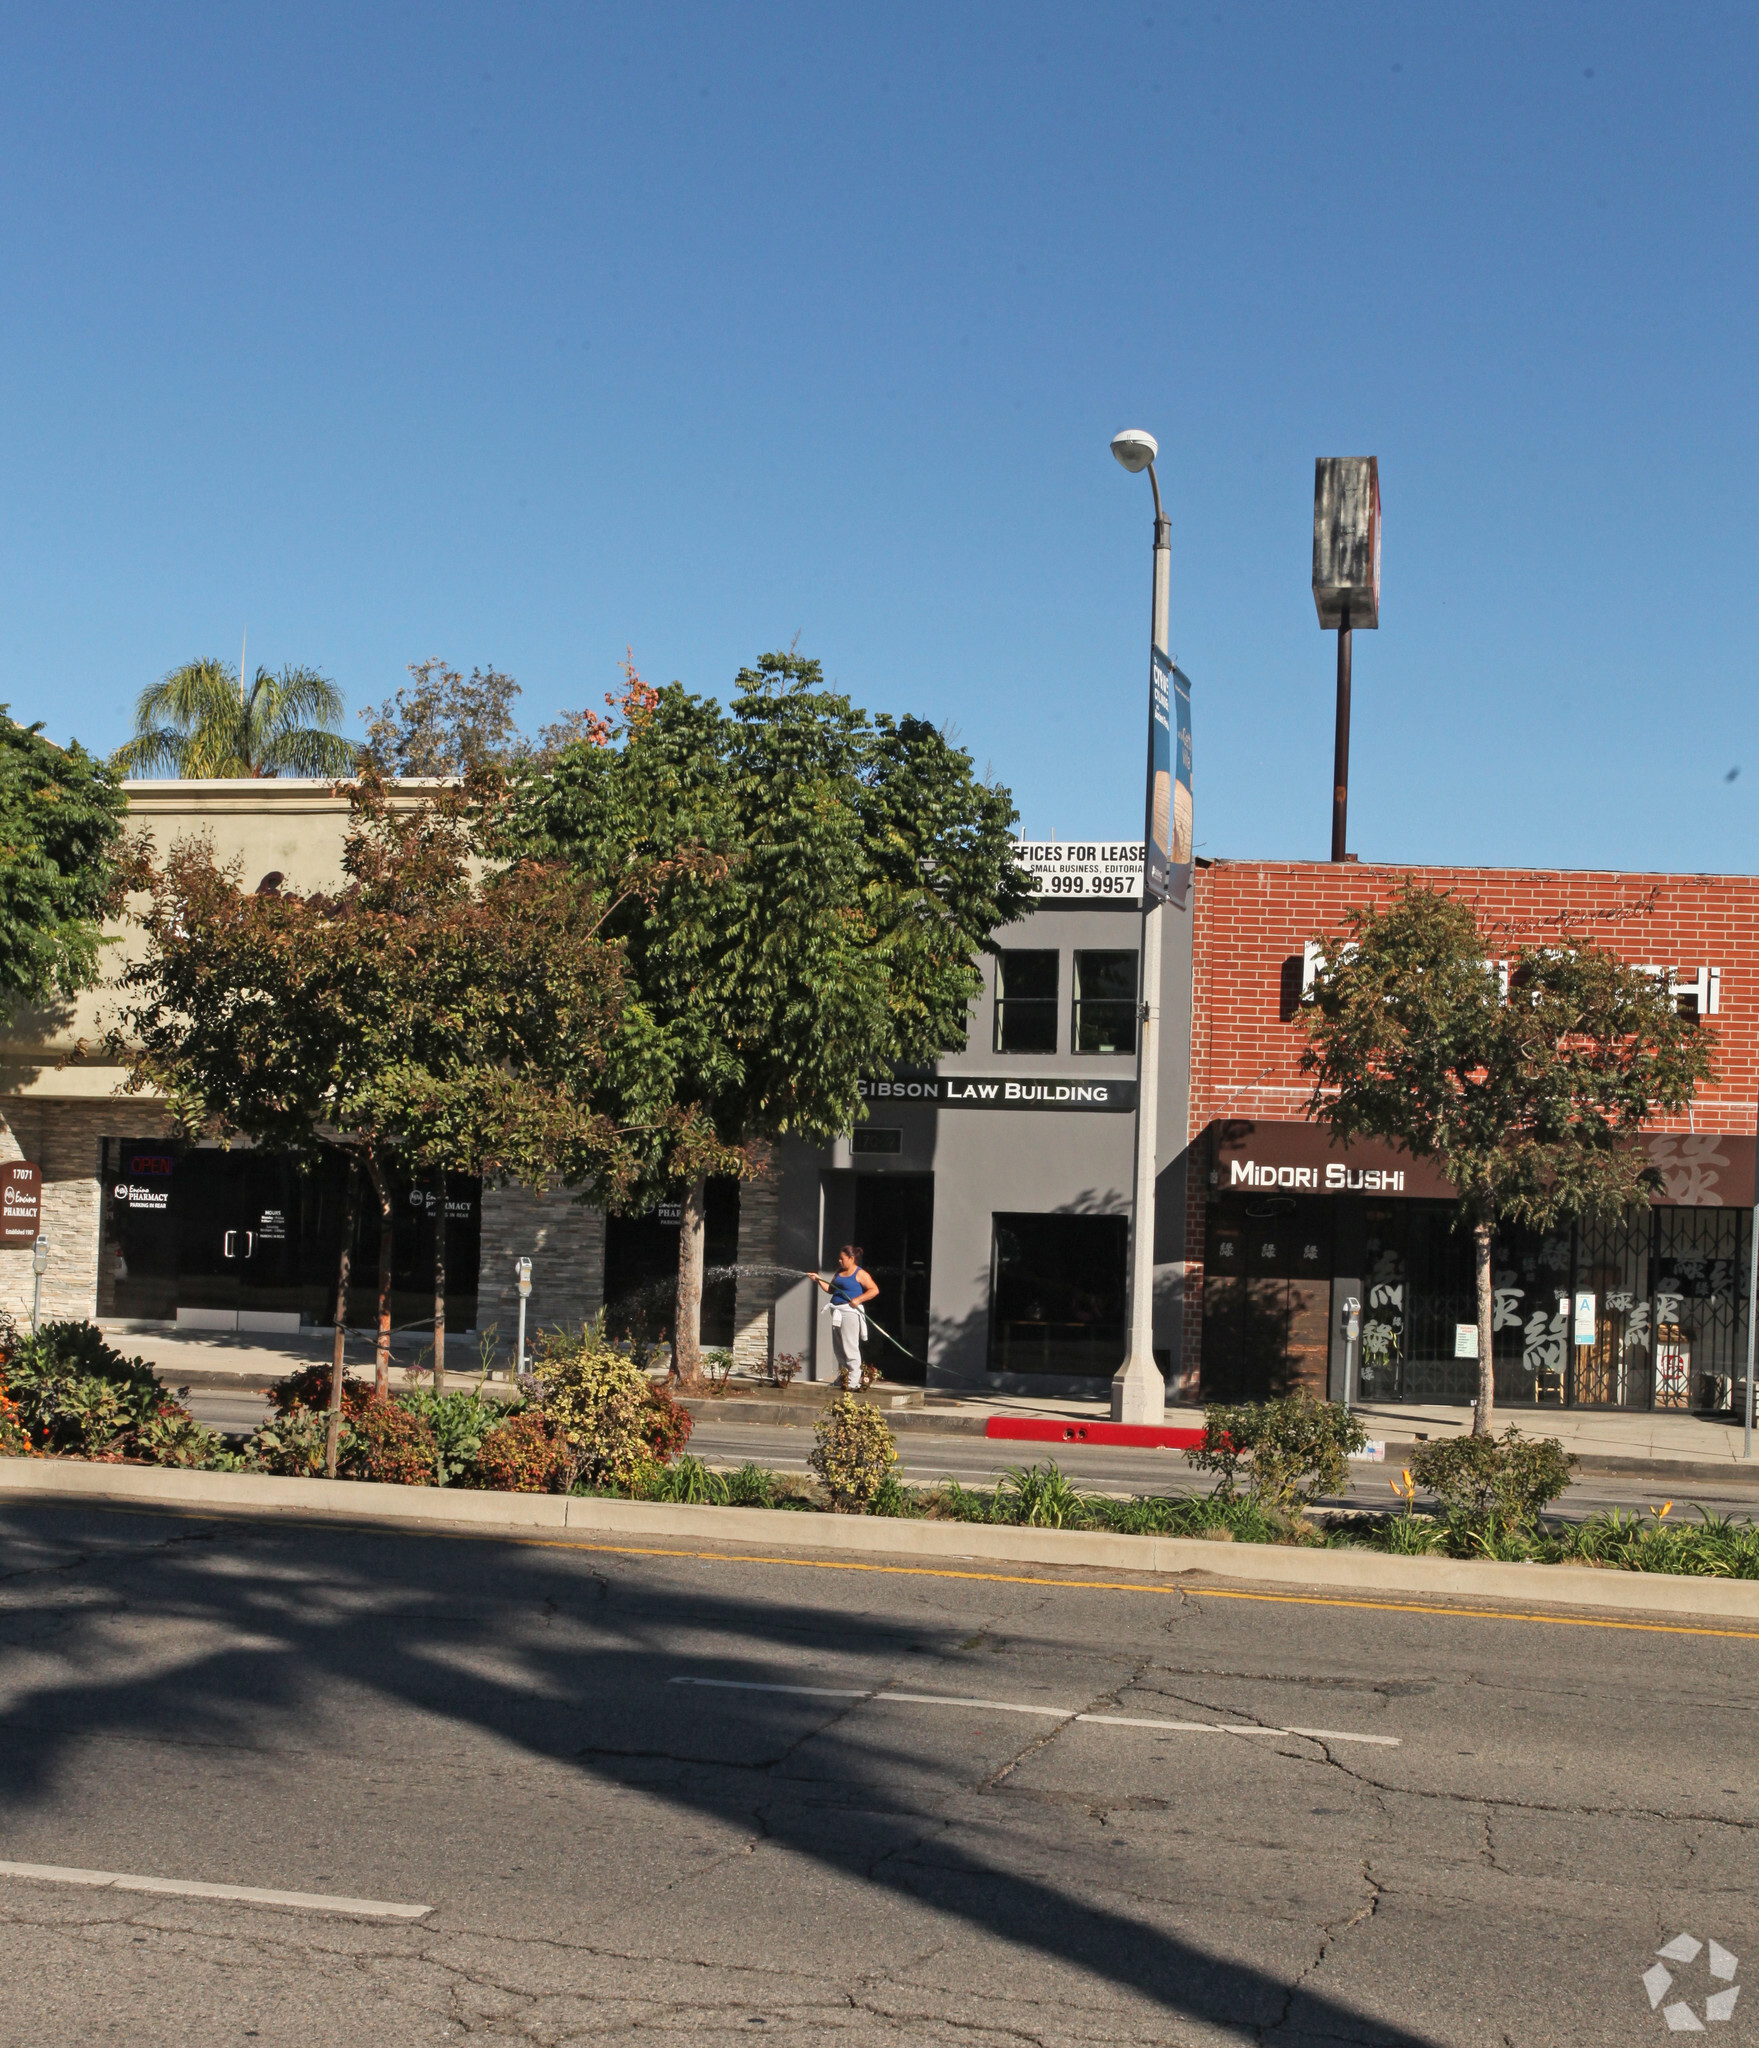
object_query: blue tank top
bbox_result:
[830,1270,863,1306]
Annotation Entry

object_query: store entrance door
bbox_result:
[173,1150,306,1331]
[852,1175,934,1383]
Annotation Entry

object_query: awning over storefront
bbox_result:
[1205,1120,1758,1210]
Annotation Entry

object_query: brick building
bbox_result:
[1182,859,1759,1416]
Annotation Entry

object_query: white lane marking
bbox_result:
[669,1678,1400,1747]
[0,1860,431,1919]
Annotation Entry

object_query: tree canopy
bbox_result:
[0,710,127,1016]
[1299,883,1714,1429]
[113,660,356,779]
[503,650,1032,1376]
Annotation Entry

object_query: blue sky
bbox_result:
[4,3,1755,872]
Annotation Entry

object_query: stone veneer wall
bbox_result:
[476,1183,605,1360]
[731,1150,780,1373]
[0,1101,174,1325]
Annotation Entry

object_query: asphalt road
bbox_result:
[181,1390,1759,1520]
[1,1497,1756,2044]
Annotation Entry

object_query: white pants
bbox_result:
[829,1305,866,1388]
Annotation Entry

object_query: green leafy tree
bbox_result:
[1299,885,1714,1433]
[112,770,674,1459]
[505,652,1032,1381]
[114,660,356,779]
[361,658,530,776]
[0,711,126,1014]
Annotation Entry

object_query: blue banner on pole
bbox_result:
[1145,650,1193,907]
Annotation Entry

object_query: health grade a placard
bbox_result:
[1013,842,1144,900]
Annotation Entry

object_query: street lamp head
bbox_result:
[1110,429,1159,475]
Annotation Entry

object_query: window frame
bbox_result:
[992,948,1060,1055]
[1071,948,1139,1055]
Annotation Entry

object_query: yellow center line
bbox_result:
[47,1498,1759,1644]
[505,1537,1759,1642]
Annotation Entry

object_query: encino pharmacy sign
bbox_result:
[861,1075,1137,1113]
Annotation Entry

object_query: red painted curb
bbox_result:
[985,1418,1206,1451]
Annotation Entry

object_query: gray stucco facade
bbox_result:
[757,891,1195,1395]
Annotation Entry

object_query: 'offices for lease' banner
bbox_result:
[1013,841,1144,900]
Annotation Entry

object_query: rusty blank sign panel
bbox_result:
[1312,456,1380,630]
[1,1162,40,1243]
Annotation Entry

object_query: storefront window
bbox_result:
[1072,950,1138,1054]
[994,951,1059,1053]
[989,1212,1126,1374]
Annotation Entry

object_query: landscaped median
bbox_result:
[6,1320,1759,1623]
[3,1453,1759,1624]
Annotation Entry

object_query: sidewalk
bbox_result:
[100,1323,503,1392]
[1354,1400,1759,1469]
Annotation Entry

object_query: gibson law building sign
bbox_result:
[861,1075,1137,1112]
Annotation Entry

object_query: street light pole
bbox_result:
[1109,430,1170,1425]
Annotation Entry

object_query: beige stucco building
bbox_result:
[0,779,616,1352]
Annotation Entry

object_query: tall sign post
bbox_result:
[1312,458,1380,860]
[1108,430,1193,1423]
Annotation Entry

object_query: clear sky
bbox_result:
[4,4,1754,873]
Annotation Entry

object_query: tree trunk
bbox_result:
[366,1150,394,1398]
[432,1167,448,1394]
[326,1155,361,1479]
[1473,1218,1495,1436]
[673,1174,707,1385]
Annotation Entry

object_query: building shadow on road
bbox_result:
[0,1501,1439,2046]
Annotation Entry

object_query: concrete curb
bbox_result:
[4,1458,1758,1623]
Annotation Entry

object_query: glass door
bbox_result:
[853,1174,934,1381]
[171,1150,251,1322]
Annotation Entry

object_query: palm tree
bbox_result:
[113,660,358,779]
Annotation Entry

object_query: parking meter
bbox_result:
[514,1257,533,1379]
[1341,1294,1361,1409]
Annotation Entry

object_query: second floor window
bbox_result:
[994,950,1058,1052]
[1073,950,1138,1053]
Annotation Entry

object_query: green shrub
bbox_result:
[467,1410,563,1493]
[723,1461,775,1508]
[1,1319,232,1465]
[344,1399,437,1486]
[868,1471,919,1519]
[269,1361,369,1419]
[1189,1394,1367,1517]
[0,1374,25,1457]
[993,1462,1091,1529]
[246,1406,340,1476]
[535,1316,659,1489]
[640,1453,723,1503]
[1410,1427,1575,1536]
[1096,1491,1279,1543]
[6,1320,160,1456]
[808,1394,898,1511]
[135,1407,242,1470]
[930,1479,996,1523]
[642,1379,693,1462]
[398,1385,504,1485]
[1564,1504,1759,1578]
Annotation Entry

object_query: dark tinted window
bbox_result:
[988,1211,1128,1375]
[1073,950,1138,1053]
[994,950,1059,1053]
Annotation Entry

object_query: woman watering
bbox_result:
[810,1247,880,1391]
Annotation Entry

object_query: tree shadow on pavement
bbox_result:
[0,1502,1437,2046]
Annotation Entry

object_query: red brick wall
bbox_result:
[1179,860,1759,1387]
